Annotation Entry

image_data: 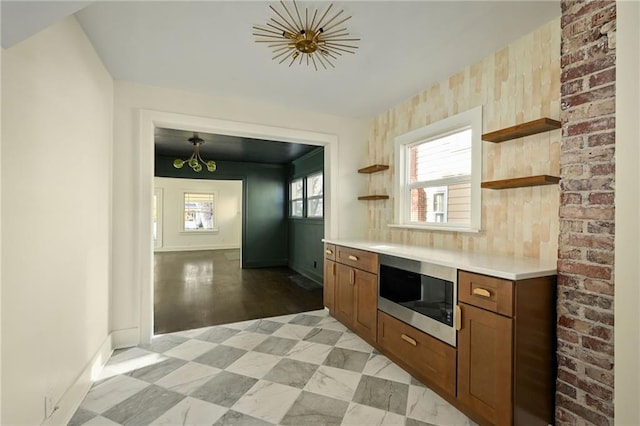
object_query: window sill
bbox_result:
[387,223,481,233]
[180,229,219,234]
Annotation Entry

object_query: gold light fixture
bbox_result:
[253,0,359,70]
[173,133,217,173]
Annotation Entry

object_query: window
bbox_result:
[289,171,324,218]
[394,106,482,231]
[290,178,304,217]
[306,172,323,218]
[183,192,217,231]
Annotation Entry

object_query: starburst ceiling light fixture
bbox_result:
[173,133,217,173]
[253,1,359,70]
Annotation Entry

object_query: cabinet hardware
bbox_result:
[333,263,336,275]
[472,288,491,298]
[401,334,417,346]
[348,255,359,261]
[349,269,355,285]
[455,305,462,331]
[325,249,333,255]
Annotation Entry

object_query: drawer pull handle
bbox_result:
[349,270,355,285]
[473,288,491,298]
[332,263,336,275]
[325,249,333,255]
[401,334,417,346]
[348,255,359,261]
[455,305,462,331]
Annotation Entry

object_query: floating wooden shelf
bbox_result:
[358,195,390,200]
[481,175,560,190]
[358,164,389,174]
[482,118,561,143]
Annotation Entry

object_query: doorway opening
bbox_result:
[140,110,338,342]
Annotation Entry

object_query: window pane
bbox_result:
[291,200,303,217]
[307,173,323,197]
[409,182,471,225]
[409,129,472,184]
[184,193,214,230]
[308,197,323,218]
[291,179,303,200]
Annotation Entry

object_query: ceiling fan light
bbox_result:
[173,159,184,169]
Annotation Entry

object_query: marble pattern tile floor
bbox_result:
[69,310,476,426]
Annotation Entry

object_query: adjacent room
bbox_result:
[2,1,638,426]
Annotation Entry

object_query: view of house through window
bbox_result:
[395,106,481,231]
[183,192,216,231]
[290,171,324,218]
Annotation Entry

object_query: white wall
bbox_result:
[111,81,368,339]
[154,177,241,252]
[1,17,113,425]
[615,1,640,423]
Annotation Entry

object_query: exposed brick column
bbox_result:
[557,1,616,425]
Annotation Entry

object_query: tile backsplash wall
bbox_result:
[366,18,561,262]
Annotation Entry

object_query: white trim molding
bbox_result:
[138,109,338,344]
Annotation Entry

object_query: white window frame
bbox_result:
[306,171,324,218]
[182,191,218,232]
[392,106,482,232]
[290,178,304,218]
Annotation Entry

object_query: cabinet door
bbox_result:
[323,260,336,313]
[458,303,513,425]
[334,263,355,326]
[353,269,377,343]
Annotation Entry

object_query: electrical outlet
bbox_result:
[44,390,56,418]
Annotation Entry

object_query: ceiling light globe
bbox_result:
[173,159,184,169]
[206,161,217,172]
[188,158,198,168]
[193,163,203,172]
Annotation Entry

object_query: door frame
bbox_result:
[138,109,338,343]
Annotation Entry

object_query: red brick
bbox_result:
[585,393,614,418]
[556,393,610,426]
[577,377,614,401]
[585,366,615,387]
[561,219,585,233]
[561,146,614,165]
[560,205,614,220]
[558,368,579,386]
[584,307,614,326]
[589,325,613,342]
[586,250,614,266]
[565,116,615,136]
[558,327,580,344]
[561,55,616,82]
[582,336,614,355]
[560,177,613,191]
[557,274,581,289]
[566,233,613,250]
[559,354,578,371]
[557,381,578,399]
[584,277,614,296]
[589,68,616,88]
[577,347,614,370]
[586,220,614,234]
[561,78,584,95]
[592,5,616,27]
[560,288,613,309]
[588,192,614,205]
[561,193,583,205]
[590,163,615,176]
[556,406,578,426]
[587,131,615,147]
[561,136,585,151]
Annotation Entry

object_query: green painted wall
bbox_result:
[156,155,288,268]
[288,148,325,283]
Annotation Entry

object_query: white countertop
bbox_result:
[322,239,557,280]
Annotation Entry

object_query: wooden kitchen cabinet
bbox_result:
[323,244,337,313]
[327,245,378,345]
[457,271,556,426]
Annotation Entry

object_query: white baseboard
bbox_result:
[42,334,113,426]
[154,244,240,253]
[112,327,140,349]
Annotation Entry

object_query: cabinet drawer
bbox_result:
[458,270,514,317]
[324,244,336,261]
[377,311,456,397]
[336,246,378,274]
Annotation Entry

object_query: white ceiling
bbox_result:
[3,1,560,119]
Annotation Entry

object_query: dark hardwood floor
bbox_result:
[154,249,324,334]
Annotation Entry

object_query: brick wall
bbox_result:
[557,1,616,424]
